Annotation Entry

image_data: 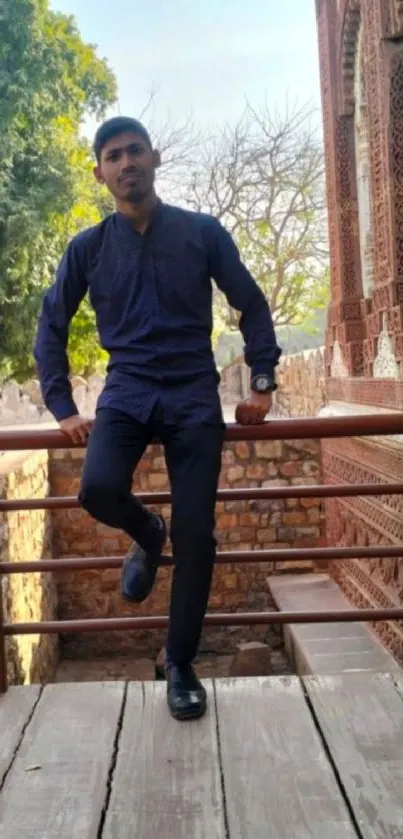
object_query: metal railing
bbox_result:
[1,412,403,693]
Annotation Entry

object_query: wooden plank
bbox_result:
[0,681,124,839]
[216,676,358,839]
[103,680,225,839]
[0,686,40,786]
[305,672,403,839]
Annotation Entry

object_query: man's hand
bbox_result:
[59,414,93,445]
[235,391,272,425]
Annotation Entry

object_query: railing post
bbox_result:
[0,575,7,693]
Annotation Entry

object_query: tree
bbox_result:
[0,0,116,379]
[185,101,329,335]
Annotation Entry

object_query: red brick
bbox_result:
[279,461,301,478]
[282,511,307,526]
[300,497,320,508]
[216,514,238,529]
[256,528,276,542]
[246,464,267,480]
[254,441,282,459]
[235,441,250,460]
[224,573,238,590]
[148,473,167,490]
[239,513,260,526]
[226,465,245,482]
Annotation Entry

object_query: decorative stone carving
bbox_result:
[354,24,375,299]
[373,314,400,379]
[316,0,403,663]
[330,341,349,378]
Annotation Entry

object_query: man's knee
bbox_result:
[79,473,127,517]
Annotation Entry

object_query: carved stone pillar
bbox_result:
[316,0,364,377]
[361,0,403,377]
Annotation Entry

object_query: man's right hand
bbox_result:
[59,415,93,445]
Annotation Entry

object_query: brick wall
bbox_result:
[49,438,325,659]
[0,452,59,685]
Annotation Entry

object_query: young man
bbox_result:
[34,116,281,721]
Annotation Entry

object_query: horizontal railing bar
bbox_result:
[4,607,403,635]
[1,545,402,575]
[1,482,403,512]
[1,413,403,451]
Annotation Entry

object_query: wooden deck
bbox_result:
[0,673,403,838]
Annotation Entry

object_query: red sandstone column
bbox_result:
[315,0,364,377]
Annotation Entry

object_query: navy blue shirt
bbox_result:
[34,202,281,425]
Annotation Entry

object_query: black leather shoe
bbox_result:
[121,516,166,603]
[167,665,207,721]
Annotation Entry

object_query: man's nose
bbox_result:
[120,151,136,170]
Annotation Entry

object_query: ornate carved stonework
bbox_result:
[390,0,403,36]
[330,340,349,377]
[373,315,400,379]
[340,0,361,116]
[326,376,403,408]
[322,437,403,663]
[316,0,403,661]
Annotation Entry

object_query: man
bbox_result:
[34,116,281,721]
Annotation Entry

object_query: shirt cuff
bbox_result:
[48,396,79,423]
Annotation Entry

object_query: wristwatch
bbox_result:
[251,374,277,394]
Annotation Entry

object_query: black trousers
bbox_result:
[79,406,225,666]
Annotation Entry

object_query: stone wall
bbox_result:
[0,452,59,685]
[49,438,324,659]
[276,349,326,417]
[218,348,327,417]
[0,347,327,425]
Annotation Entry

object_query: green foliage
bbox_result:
[0,0,116,380]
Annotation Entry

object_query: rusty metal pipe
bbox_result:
[4,607,403,636]
[1,412,403,451]
[1,481,403,512]
[0,544,402,575]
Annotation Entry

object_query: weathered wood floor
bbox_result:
[0,673,403,838]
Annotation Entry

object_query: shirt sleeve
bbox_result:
[33,238,88,422]
[207,218,281,379]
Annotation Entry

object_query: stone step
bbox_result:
[267,573,399,675]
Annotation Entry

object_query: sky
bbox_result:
[50,0,322,139]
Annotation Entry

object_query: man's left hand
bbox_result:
[235,391,272,425]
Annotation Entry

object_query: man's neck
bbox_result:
[116,192,159,233]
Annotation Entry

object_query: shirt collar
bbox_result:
[115,198,165,235]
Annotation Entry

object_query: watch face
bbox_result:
[255,375,270,391]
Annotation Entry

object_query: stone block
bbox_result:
[226,465,245,482]
[254,441,282,459]
[234,441,250,460]
[229,642,272,677]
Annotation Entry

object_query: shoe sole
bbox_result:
[120,590,149,604]
[168,700,207,721]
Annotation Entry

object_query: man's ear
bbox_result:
[152,149,161,169]
[93,165,105,184]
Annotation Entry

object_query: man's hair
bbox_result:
[93,116,152,162]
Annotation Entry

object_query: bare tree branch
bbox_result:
[186,100,329,331]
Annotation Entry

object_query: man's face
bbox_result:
[94,130,159,203]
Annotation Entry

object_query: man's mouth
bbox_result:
[119,173,140,185]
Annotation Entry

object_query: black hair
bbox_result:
[93,116,152,162]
